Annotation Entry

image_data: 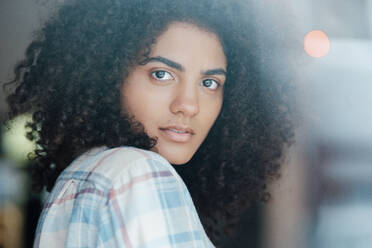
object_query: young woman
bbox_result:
[5,0,295,247]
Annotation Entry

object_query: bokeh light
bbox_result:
[304,30,330,58]
[2,114,35,165]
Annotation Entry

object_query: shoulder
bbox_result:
[62,146,179,190]
[92,146,173,179]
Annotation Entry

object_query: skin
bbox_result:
[121,22,227,164]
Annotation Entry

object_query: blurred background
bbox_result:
[0,0,372,247]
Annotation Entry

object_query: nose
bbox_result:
[170,81,199,117]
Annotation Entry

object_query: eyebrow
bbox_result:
[145,56,184,71]
[203,68,226,77]
[145,56,226,76]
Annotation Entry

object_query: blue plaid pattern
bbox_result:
[34,147,214,248]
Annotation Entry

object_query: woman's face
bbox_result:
[121,22,226,164]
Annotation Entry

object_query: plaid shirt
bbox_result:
[34,146,214,248]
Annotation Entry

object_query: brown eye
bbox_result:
[151,70,173,81]
[201,79,219,90]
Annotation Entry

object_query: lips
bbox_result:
[159,125,194,143]
[167,128,187,134]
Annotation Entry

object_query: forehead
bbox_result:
[149,22,227,69]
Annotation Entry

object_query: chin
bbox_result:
[156,145,195,165]
[167,157,191,165]
[162,152,193,165]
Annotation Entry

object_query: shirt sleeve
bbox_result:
[96,156,214,248]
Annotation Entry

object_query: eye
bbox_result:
[151,70,173,81]
[200,79,220,90]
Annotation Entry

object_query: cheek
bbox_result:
[121,77,149,114]
[121,83,165,134]
[123,94,150,125]
[200,96,223,130]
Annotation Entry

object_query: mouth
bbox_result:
[159,125,195,143]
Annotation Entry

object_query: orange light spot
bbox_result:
[304,30,330,58]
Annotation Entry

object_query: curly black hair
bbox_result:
[4,0,296,245]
